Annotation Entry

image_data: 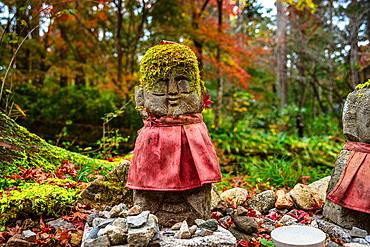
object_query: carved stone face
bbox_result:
[135,69,203,118]
[343,88,370,143]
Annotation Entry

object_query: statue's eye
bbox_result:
[177,76,192,93]
[152,80,167,95]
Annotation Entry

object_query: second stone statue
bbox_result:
[126,42,222,226]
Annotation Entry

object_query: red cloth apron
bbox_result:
[327,140,370,214]
[126,113,222,191]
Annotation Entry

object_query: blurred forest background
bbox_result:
[1,0,370,187]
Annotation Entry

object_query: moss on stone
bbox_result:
[139,44,204,98]
[355,79,370,90]
[0,178,81,225]
[0,112,110,176]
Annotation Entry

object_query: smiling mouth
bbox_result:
[168,97,180,105]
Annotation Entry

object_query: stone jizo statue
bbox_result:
[323,82,370,232]
[126,42,222,226]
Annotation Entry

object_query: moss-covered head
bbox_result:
[139,44,204,97]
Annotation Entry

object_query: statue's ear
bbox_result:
[135,86,149,118]
[343,92,359,141]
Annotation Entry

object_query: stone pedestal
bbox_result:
[323,149,370,232]
[134,184,212,227]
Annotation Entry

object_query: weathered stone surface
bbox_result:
[317,219,352,243]
[199,229,213,236]
[195,219,205,227]
[97,218,116,229]
[198,219,218,231]
[227,224,256,241]
[134,184,211,227]
[84,235,110,247]
[118,203,129,211]
[86,211,101,227]
[105,206,112,212]
[159,226,237,246]
[47,218,76,231]
[233,216,258,234]
[220,188,248,206]
[112,218,128,232]
[178,220,191,239]
[78,160,132,211]
[278,215,297,226]
[81,223,93,246]
[127,211,150,228]
[275,189,293,209]
[108,205,122,218]
[366,235,370,242]
[351,227,368,238]
[92,218,106,228]
[6,234,31,247]
[289,184,322,211]
[225,208,234,216]
[326,240,343,247]
[189,225,197,235]
[218,216,231,228]
[211,184,221,211]
[236,206,248,216]
[261,217,276,234]
[308,176,330,203]
[127,205,142,216]
[104,224,127,245]
[171,222,182,230]
[127,214,158,247]
[22,230,36,242]
[247,190,276,215]
[71,232,83,246]
[352,238,370,246]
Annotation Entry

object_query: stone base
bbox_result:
[323,200,370,232]
[134,184,212,227]
[323,149,370,232]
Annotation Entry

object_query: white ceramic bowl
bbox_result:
[271,225,326,247]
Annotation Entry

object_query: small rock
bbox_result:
[163,231,176,236]
[353,238,370,246]
[199,228,213,236]
[47,218,76,231]
[22,218,37,228]
[118,203,129,211]
[112,218,128,233]
[104,224,127,245]
[97,218,116,229]
[171,222,182,230]
[278,215,298,226]
[5,234,31,247]
[70,232,82,246]
[366,236,370,243]
[127,205,142,216]
[105,206,112,212]
[215,211,224,218]
[86,227,100,240]
[227,225,257,241]
[92,218,106,228]
[108,205,122,218]
[308,176,330,203]
[225,208,234,216]
[86,211,100,227]
[289,184,322,211]
[84,235,110,247]
[326,240,343,247]
[220,188,249,205]
[247,190,276,215]
[351,227,368,238]
[275,189,293,209]
[127,214,158,247]
[101,210,110,219]
[178,221,191,239]
[189,225,198,235]
[215,201,228,215]
[195,219,206,227]
[199,219,218,231]
[127,211,150,228]
[317,219,352,243]
[233,216,258,234]
[118,210,128,218]
[218,216,231,227]
[261,217,276,234]
[22,230,36,242]
[236,206,248,216]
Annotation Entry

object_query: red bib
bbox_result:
[126,113,222,191]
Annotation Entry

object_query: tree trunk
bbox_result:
[276,2,288,109]
[115,0,123,88]
[214,0,223,130]
[348,0,360,88]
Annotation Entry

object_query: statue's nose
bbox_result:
[168,77,179,95]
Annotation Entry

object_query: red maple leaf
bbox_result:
[203,88,213,109]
